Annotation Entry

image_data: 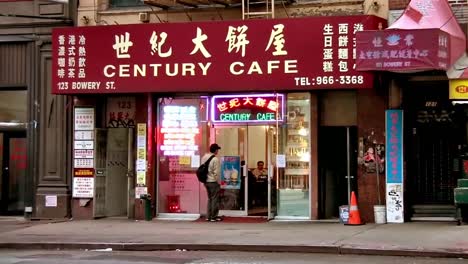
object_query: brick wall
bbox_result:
[389,0,410,10]
[356,87,387,223]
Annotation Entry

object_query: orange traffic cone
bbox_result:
[346,191,364,225]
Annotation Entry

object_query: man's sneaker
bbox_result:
[209,219,216,222]
[213,217,223,221]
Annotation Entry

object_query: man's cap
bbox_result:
[209,143,221,153]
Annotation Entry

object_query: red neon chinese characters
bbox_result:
[256,98,267,107]
[229,98,241,108]
[243,97,254,105]
[267,100,278,112]
[217,101,228,112]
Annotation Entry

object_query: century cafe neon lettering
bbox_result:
[212,94,284,123]
[220,113,275,121]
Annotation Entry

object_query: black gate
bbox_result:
[405,83,464,206]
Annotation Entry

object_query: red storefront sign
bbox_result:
[52,15,385,94]
[73,168,94,177]
[356,28,450,72]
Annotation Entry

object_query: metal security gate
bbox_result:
[405,84,462,207]
[409,124,458,204]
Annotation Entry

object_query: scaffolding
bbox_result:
[242,0,275,20]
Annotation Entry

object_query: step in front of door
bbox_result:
[411,204,456,222]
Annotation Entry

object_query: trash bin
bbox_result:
[140,194,152,221]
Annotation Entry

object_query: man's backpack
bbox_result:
[196,155,215,183]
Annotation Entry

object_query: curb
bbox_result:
[339,246,468,259]
[0,242,467,258]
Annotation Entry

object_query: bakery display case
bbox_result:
[277,93,311,217]
[283,95,310,190]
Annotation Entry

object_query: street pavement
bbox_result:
[0,217,467,258]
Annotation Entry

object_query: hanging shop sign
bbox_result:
[356,0,466,72]
[356,29,450,72]
[449,79,468,100]
[385,110,404,223]
[52,15,385,94]
[211,94,284,123]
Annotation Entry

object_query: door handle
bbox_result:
[345,175,354,179]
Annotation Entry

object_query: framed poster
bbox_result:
[220,156,241,190]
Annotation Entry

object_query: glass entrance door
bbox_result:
[214,125,275,217]
[214,126,248,216]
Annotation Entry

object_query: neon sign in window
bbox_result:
[211,94,284,123]
[160,105,199,156]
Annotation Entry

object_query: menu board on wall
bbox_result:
[73,107,95,198]
[72,177,94,198]
[74,107,95,130]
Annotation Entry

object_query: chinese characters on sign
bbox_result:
[73,107,95,198]
[211,94,284,123]
[106,97,136,128]
[160,105,199,156]
[52,16,385,94]
[356,29,449,71]
[74,107,94,130]
[72,177,94,198]
[322,22,362,73]
[56,35,87,86]
[385,110,404,223]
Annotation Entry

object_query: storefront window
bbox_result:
[277,93,311,217]
[157,98,207,214]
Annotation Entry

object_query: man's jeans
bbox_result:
[205,182,220,219]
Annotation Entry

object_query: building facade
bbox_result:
[357,0,468,221]
[0,0,75,218]
[45,0,395,223]
[11,0,467,223]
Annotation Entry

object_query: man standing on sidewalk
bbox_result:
[202,143,222,222]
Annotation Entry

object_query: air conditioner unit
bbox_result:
[139,12,150,23]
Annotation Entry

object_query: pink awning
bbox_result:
[356,0,466,72]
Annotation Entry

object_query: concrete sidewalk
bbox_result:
[0,218,467,258]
